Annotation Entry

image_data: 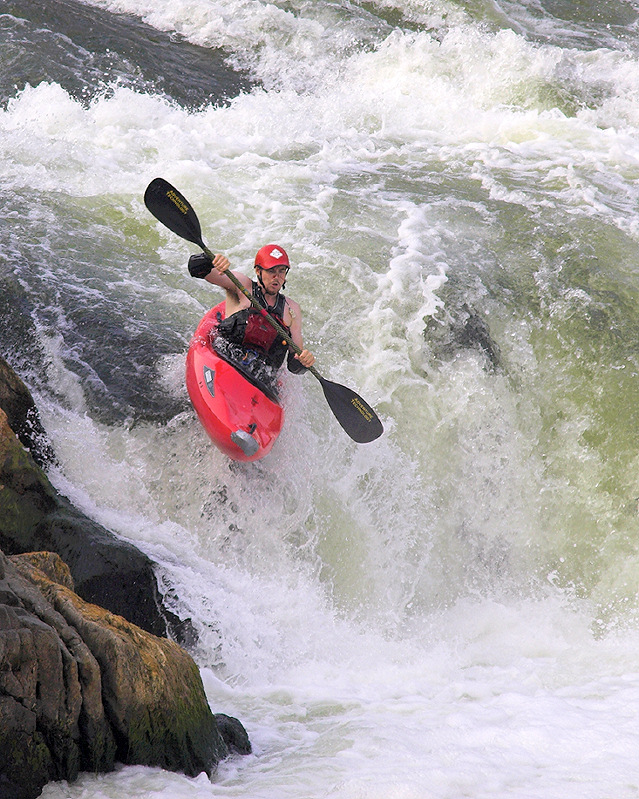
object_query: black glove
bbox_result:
[188,253,213,279]
[287,351,308,374]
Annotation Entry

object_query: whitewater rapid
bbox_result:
[2,0,639,796]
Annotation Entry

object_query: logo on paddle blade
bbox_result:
[351,397,373,422]
[167,189,189,215]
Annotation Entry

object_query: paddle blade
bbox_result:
[318,377,383,443]
[144,177,206,250]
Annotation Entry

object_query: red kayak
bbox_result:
[185,302,284,461]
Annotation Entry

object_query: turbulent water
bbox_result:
[3,0,639,796]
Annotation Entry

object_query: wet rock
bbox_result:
[0,550,116,799]
[214,713,253,755]
[1,549,247,799]
[0,403,174,639]
[0,355,55,468]
[425,304,501,371]
[0,355,198,642]
[14,552,229,775]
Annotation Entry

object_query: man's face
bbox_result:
[258,265,289,295]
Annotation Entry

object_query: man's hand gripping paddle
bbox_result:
[144,177,383,443]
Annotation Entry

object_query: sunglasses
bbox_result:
[260,266,289,277]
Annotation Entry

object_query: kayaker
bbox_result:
[187,245,315,387]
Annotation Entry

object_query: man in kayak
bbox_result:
[187,245,315,389]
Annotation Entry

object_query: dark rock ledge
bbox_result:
[0,357,251,799]
[0,355,178,640]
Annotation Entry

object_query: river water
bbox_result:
[3,0,639,796]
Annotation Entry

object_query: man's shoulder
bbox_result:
[284,295,302,313]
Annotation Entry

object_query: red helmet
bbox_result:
[255,244,290,270]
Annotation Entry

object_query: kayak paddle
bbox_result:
[144,177,384,443]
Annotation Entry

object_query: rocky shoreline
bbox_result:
[0,355,250,799]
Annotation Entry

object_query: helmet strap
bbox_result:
[255,267,267,292]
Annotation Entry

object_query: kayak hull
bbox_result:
[186,303,284,462]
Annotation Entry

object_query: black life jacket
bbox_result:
[216,281,291,369]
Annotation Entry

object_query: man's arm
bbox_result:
[287,299,315,370]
